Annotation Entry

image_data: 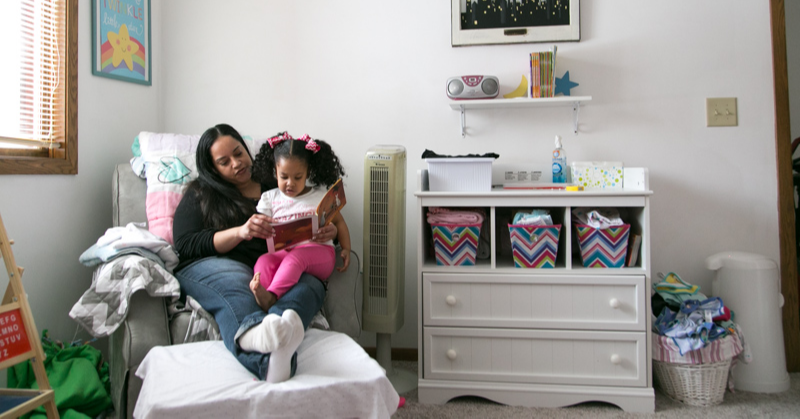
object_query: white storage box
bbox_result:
[426,158,493,192]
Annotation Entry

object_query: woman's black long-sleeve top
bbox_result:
[172,184,271,272]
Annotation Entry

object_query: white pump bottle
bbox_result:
[552,135,567,183]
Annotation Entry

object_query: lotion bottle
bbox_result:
[552,135,567,183]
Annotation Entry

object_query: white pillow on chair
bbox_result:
[135,132,267,244]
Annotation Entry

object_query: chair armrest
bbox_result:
[109,291,171,419]
[323,249,361,340]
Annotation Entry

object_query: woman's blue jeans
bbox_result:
[175,256,326,379]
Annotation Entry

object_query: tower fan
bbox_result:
[363,145,417,393]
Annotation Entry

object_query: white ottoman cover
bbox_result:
[134,329,399,418]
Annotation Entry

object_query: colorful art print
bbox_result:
[92,0,151,85]
[452,0,580,46]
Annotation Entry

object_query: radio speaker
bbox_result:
[446,75,499,100]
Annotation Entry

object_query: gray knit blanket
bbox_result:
[70,255,220,342]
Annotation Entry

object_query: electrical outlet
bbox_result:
[706,97,738,127]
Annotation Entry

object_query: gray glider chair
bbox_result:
[109,163,362,419]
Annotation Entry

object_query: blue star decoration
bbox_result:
[555,71,579,96]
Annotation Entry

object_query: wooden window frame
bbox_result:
[0,0,78,175]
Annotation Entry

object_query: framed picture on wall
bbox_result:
[91,0,151,85]
[452,0,580,47]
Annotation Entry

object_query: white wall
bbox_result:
[156,1,778,351]
[0,0,162,358]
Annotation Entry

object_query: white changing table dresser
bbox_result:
[414,169,655,413]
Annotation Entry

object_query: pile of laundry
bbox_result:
[652,272,749,362]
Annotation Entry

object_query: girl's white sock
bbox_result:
[265,309,304,383]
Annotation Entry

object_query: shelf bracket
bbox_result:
[572,101,581,135]
[460,105,466,138]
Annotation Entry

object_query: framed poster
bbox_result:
[92,0,151,85]
[452,0,579,47]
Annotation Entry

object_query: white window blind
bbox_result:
[0,0,65,150]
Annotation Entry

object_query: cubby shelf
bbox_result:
[448,96,592,137]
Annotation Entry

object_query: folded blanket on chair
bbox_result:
[70,255,182,337]
[80,222,179,272]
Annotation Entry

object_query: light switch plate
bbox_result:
[706,97,738,127]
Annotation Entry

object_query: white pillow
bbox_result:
[137,132,201,244]
[136,132,265,244]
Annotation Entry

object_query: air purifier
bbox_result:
[363,145,416,393]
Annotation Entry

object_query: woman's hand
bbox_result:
[312,223,338,243]
[337,248,351,272]
[239,214,274,241]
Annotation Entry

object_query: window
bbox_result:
[0,0,77,175]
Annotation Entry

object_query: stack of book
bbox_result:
[530,46,557,98]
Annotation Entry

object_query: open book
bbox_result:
[266,179,346,253]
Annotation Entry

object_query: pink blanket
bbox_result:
[426,207,484,225]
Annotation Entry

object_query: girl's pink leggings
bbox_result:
[254,244,336,299]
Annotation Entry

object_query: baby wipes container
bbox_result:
[705,251,790,393]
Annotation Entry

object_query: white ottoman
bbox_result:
[134,329,399,418]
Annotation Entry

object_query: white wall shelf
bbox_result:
[448,96,592,137]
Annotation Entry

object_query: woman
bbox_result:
[172,123,338,383]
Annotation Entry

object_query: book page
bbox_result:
[268,217,319,253]
[316,178,347,227]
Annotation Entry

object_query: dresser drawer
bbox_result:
[424,327,647,387]
[423,273,646,331]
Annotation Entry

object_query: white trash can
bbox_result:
[705,251,790,393]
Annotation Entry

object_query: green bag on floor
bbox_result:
[7,331,112,419]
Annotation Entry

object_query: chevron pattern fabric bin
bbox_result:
[431,223,481,266]
[575,223,630,268]
[509,224,561,268]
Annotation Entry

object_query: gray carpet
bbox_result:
[391,362,800,418]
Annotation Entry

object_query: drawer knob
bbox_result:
[610,354,621,365]
[445,295,457,306]
[609,298,620,309]
[446,349,457,360]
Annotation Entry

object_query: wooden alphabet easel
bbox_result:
[0,213,58,419]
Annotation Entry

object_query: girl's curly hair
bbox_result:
[252,132,345,188]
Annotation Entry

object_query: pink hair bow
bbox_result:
[297,134,320,154]
[267,131,293,148]
[267,132,320,154]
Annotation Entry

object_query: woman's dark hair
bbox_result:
[185,123,256,230]
[252,132,345,189]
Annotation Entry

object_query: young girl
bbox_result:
[250,131,351,312]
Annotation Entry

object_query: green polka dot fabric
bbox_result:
[570,162,623,189]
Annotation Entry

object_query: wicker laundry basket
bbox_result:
[653,358,731,407]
